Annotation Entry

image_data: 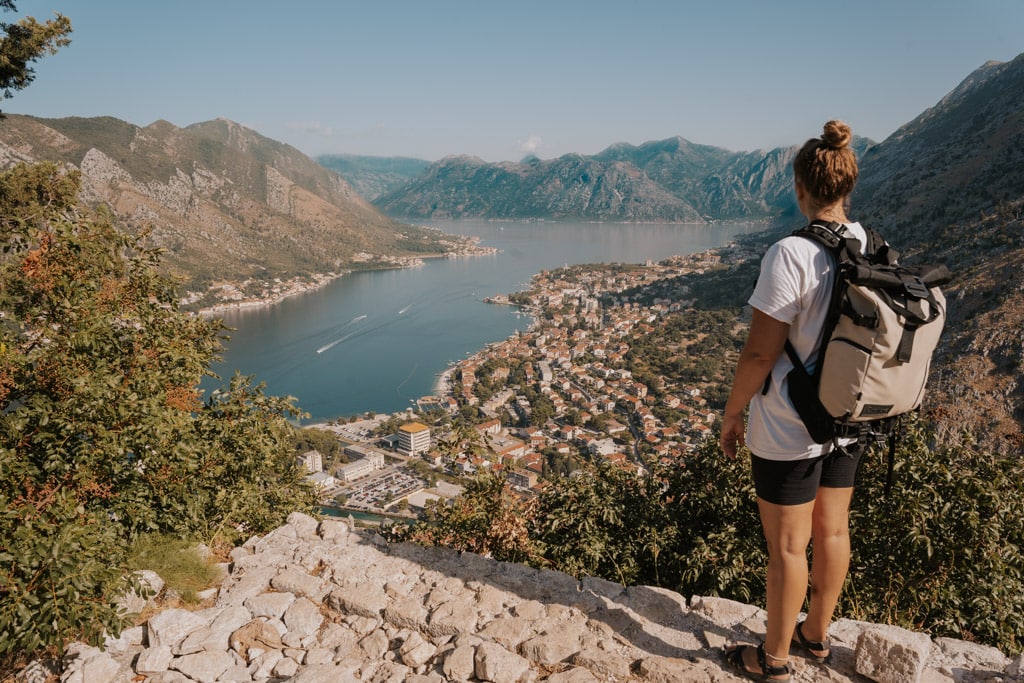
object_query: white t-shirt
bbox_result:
[746,222,868,460]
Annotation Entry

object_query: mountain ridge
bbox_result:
[0,114,463,309]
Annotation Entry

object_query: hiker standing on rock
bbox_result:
[719,120,867,681]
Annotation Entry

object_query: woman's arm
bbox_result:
[720,308,791,457]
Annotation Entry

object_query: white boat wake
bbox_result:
[316,315,366,354]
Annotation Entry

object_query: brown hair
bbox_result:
[793,120,858,206]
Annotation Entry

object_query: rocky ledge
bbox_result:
[39,512,1020,683]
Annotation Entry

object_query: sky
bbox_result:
[6,1,1023,163]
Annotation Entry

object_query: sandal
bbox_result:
[723,642,792,682]
[793,620,831,663]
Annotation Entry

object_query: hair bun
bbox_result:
[821,120,853,149]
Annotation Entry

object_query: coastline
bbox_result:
[194,242,499,318]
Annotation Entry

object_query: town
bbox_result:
[295,241,763,520]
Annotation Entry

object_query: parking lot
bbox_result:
[338,466,426,510]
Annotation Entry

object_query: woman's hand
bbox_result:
[720,412,746,458]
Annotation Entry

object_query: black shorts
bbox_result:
[751,449,865,506]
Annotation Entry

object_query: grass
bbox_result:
[126,534,224,606]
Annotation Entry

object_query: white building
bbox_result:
[338,459,375,483]
[398,422,431,457]
[307,471,337,492]
[297,450,323,474]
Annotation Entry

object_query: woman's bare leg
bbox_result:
[750,496,815,667]
[803,485,854,646]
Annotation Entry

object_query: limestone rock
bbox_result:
[117,568,165,616]
[146,608,210,649]
[636,655,700,682]
[135,645,173,674]
[520,632,580,666]
[46,520,1017,683]
[399,631,437,668]
[283,596,324,639]
[856,625,933,683]
[60,644,126,683]
[177,604,252,654]
[547,669,600,683]
[288,663,363,682]
[573,647,632,680]
[688,595,763,628]
[272,655,301,678]
[384,595,430,631]
[249,649,284,679]
[427,599,478,637]
[476,616,537,650]
[329,582,388,617]
[474,641,534,683]
[286,511,321,539]
[271,565,324,599]
[318,518,350,543]
[244,590,295,619]
[169,650,234,683]
[229,619,283,660]
[443,643,477,681]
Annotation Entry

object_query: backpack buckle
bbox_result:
[903,275,930,299]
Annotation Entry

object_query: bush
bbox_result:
[0,163,317,665]
[847,420,1024,651]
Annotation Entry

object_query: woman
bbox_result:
[720,120,865,681]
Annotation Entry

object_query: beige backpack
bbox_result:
[783,221,950,459]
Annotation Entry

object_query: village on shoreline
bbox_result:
[186,230,499,316]
[291,237,764,523]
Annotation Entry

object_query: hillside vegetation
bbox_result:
[0,115,465,308]
[0,164,317,665]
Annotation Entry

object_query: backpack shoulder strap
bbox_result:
[791,220,846,250]
[791,221,865,267]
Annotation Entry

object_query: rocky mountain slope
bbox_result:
[53,513,1018,683]
[372,136,874,222]
[317,153,430,202]
[0,115,458,304]
[851,52,1024,454]
[375,153,706,222]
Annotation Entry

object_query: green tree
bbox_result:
[0,1,72,115]
[0,164,316,663]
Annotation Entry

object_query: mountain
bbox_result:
[375,153,706,222]
[373,136,876,222]
[317,153,430,201]
[0,115,458,304]
[851,53,1024,453]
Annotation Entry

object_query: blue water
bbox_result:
[207,220,764,422]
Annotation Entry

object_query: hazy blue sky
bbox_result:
[7,1,1023,162]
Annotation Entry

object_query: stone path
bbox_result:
[48,512,1019,683]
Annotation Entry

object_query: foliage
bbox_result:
[845,419,1024,651]
[292,426,346,469]
[531,462,678,586]
[0,163,316,663]
[0,2,72,113]
[126,534,221,604]
[393,473,538,565]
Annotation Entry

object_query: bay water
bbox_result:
[207,220,765,422]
